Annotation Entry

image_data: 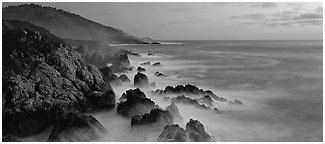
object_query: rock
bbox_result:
[151,42,161,44]
[200,95,213,107]
[117,89,157,117]
[173,95,200,105]
[150,82,156,88]
[229,99,243,105]
[165,102,182,121]
[48,112,106,142]
[134,72,149,88]
[131,108,173,128]
[2,135,21,142]
[99,66,122,86]
[119,74,130,82]
[140,61,150,65]
[2,20,115,137]
[152,62,162,66]
[137,66,146,72]
[155,72,168,77]
[185,119,211,142]
[157,124,187,142]
[148,53,154,56]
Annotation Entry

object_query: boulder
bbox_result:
[140,61,150,65]
[117,89,157,117]
[185,119,211,142]
[155,72,168,77]
[134,72,149,88]
[152,62,162,66]
[137,66,146,72]
[131,108,173,128]
[119,74,130,82]
[2,136,21,142]
[157,124,187,142]
[48,112,106,142]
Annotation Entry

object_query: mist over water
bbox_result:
[25,40,320,142]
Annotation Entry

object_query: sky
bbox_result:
[2,2,323,40]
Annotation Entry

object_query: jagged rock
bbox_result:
[150,82,156,88]
[229,99,243,105]
[140,61,150,65]
[137,66,146,72]
[117,89,157,117]
[157,124,187,142]
[165,102,182,121]
[99,66,122,86]
[173,95,200,105]
[119,74,130,82]
[48,112,106,142]
[155,72,168,77]
[2,136,21,142]
[2,20,115,137]
[200,95,213,107]
[152,62,161,66]
[185,119,211,142]
[134,72,149,88]
[131,108,173,127]
[110,52,132,72]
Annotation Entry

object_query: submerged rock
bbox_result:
[137,66,146,72]
[119,74,130,82]
[117,89,157,117]
[131,108,173,127]
[140,61,150,65]
[48,112,106,142]
[185,119,211,142]
[2,20,115,137]
[134,72,149,88]
[229,99,243,105]
[157,124,187,142]
[152,62,162,66]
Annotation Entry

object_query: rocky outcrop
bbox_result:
[134,72,149,88]
[137,66,146,72]
[2,20,115,137]
[99,66,122,86]
[119,74,130,82]
[157,124,187,142]
[155,72,168,77]
[131,108,173,128]
[185,119,211,142]
[140,61,150,65]
[229,99,243,105]
[117,89,157,117]
[200,95,213,107]
[172,95,214,110]
[153,84,228,102]
[48,112,106,142]
[165,102,182,122]
[152,62,162,66]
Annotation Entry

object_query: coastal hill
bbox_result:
[3,4,159,44]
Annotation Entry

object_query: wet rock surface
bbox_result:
[157,124,187,142]
[134,72,149,88]
[117,89,157,117]
[186,119,211,142]
[2,20,115,137]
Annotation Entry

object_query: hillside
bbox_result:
[3,4,159,44]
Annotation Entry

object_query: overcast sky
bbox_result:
[3,2,323,40]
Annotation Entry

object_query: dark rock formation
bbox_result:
[157,124,187,142]
[148,53,154,56]
[131,108,173,127]
[48,112,106,142]
[172,95,213,110]
[140,61,150,65]
[134,72,149,88]
[2,20,115,137]
[185,119,211,142]
[200,95,213,107]
[117,89,157,117]
[152,62,162,66]
[137,66,146,72]
[229,99,243,105]
[155,72,168,77]
[165,102,182,121]
[119,74,130,82]
[99,66,122,86]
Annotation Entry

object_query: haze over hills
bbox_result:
[3,4,159,44]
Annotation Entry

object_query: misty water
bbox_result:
[22,40,322,142]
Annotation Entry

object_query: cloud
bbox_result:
[250,2,278,8]
[230,7,323,27]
